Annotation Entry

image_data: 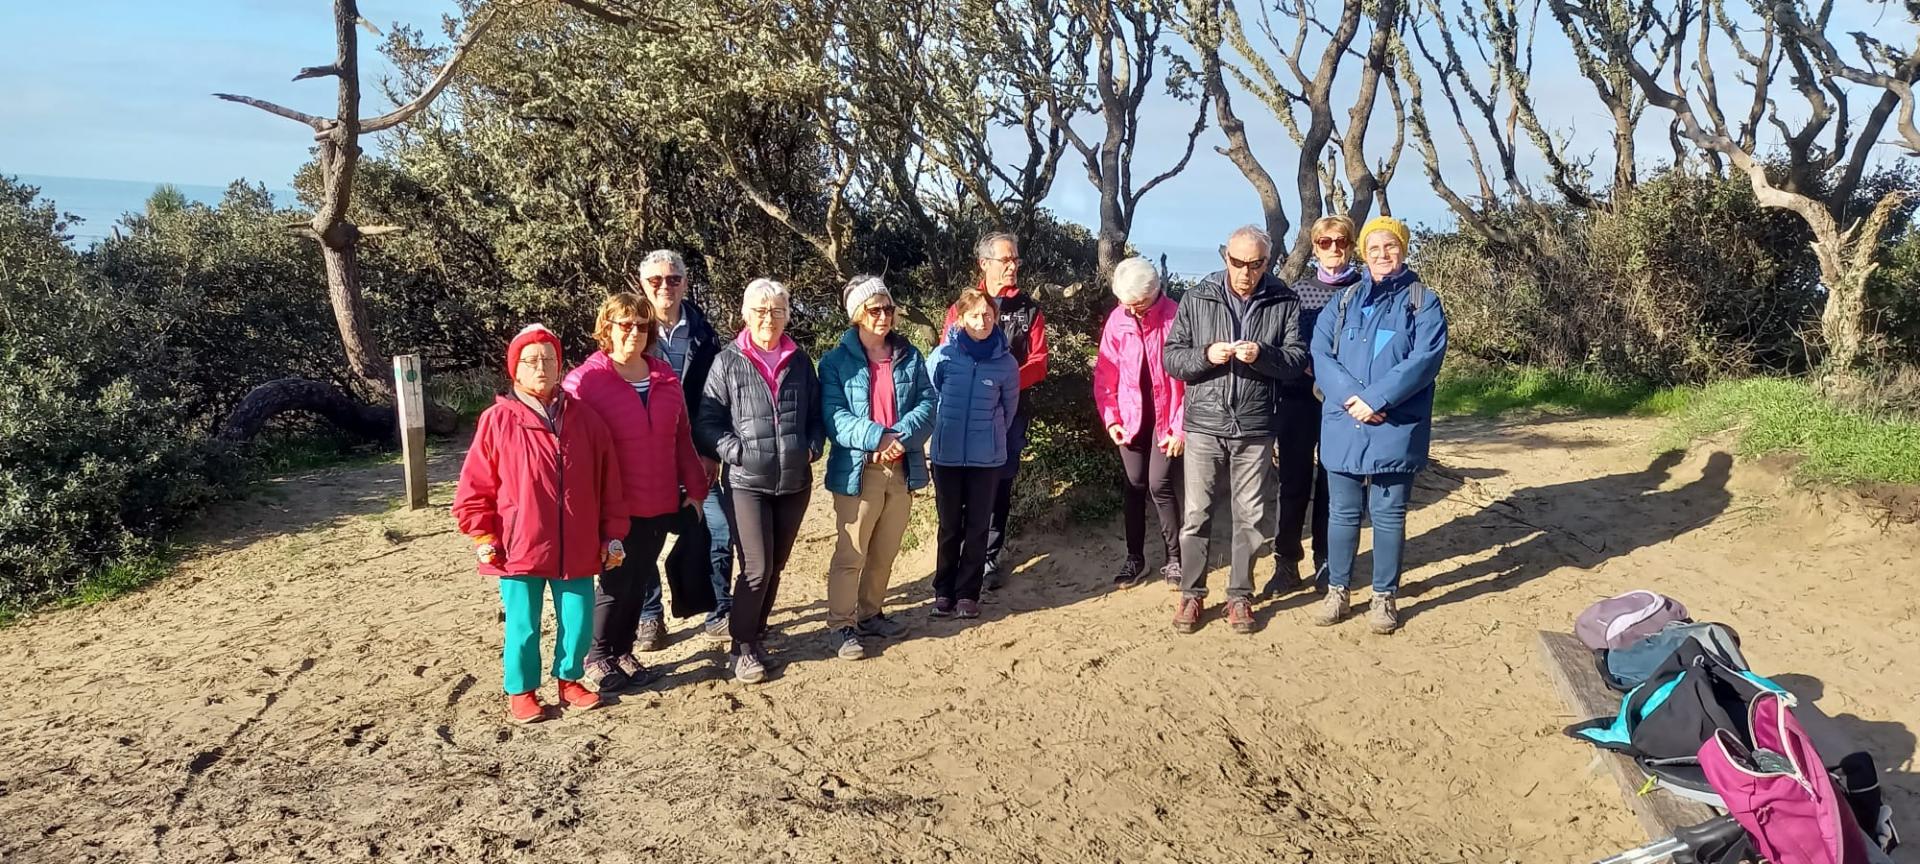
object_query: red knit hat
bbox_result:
[505,324,562,377]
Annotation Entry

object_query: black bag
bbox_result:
[1567,641,1787,794]
[663,504,716,619]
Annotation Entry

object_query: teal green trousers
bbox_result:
[497,576,595,695]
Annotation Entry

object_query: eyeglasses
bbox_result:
[643,274,685,288]
[1224,254,1266,271]
[747,307,790,320]
[865,305,896,317]
[612,319,649,333]
[1314,236,1351,250]
[982,256,1022,267]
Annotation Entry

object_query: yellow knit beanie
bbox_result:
[1358,215,1410,250]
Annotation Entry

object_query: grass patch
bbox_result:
[0,546,180,628]
[1433,365,1675,417]
[1656,378,1920,486]
[247,427,396,477]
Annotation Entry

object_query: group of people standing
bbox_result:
[452,217,1447,725]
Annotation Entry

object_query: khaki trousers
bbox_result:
[827,460,912,629]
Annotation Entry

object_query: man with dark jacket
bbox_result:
[1162,225,1308,635]
[638,249,732,643]
[941,232,1049,590]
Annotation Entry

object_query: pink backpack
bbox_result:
[1698,692,1870,864]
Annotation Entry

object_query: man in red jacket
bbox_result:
[941,233,1049,590]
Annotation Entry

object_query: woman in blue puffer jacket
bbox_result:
[1309,216,1448,635]
[926,287,1021,621]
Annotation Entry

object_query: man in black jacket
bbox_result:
[1162,225,1308,635]
[638,249,732,644]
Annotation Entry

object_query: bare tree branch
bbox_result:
[362,4,503,132]
[212,93,327,129]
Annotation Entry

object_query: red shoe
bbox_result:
[1227,598,1255,634]
[1172,596,1202,633]
[507,691,548,724]
[557,679,602,711]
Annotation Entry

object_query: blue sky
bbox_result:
[2,0,1911,268]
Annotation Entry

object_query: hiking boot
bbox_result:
[583,659,628,693]
[557,680,602,711]
[1113,557,1146,588]
[1161,559,1183,587]
[828,627,866,661]
[930,597,955,618]
[1263,559,1303,597]
[856,613,907,640]
[1313,588,1350,627]
[635,618,667,652]
[1227,598,1255,634]
[955,599,981,619]
[507,691,548,724]
[703,617,731,644]
[733,648,767,684]
[1172,596,1203,633]
[1368,592,1400,635]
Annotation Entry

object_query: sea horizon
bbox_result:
[9,172,297,247]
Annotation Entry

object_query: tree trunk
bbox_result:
[320,232,387,389]
[218,378,397,443]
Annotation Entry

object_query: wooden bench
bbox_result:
[1537,630,1720,839]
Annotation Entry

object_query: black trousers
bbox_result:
[1119,438,1182,564]
[983,408,1032,577]
[723,486,810,654]
[933,464,1001,602]
[1274,396,1329,567]
[588,514,674,665]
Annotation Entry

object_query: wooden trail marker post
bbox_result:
[394,354,428,509]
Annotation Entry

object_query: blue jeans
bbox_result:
[704,481,734,623]
[1325,471,1414,595]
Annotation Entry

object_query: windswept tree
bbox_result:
[1176,0,1404,278]
[214,0,505,439]
[1557,0,1916,370]
[1044,0,1213,279]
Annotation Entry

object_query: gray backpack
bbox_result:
[1601,621,1749,692]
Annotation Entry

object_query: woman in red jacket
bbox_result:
[453,325,629,724]
[564,293,707,692]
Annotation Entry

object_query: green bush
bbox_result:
[1420,170,1822,384]
[0,177,243,612]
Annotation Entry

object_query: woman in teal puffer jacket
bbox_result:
[818,276,937,660]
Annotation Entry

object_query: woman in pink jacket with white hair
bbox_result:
[1093,257,1186,589]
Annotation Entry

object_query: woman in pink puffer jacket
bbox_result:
[1092,257,1186,589]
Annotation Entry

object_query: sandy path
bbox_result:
[1,415,1914,863]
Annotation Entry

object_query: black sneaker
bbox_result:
[982,566,1004,592]
[1113,557,1147,588]
[856,613,908,639]
[1263,559,1303,597]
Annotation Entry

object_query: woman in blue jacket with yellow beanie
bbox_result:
[1309,216,1448,634]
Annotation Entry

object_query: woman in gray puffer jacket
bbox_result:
[695,278,824,685]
